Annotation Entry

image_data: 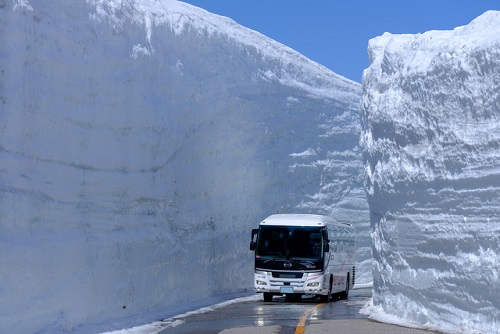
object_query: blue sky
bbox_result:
[180,1,498,83]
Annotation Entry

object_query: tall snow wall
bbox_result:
[0,0,366,333]
[361,11,500,334]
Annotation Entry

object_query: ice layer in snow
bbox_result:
[361,10,500,334]
[0,0,366,333]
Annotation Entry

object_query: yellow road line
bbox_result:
[294,303,325,334]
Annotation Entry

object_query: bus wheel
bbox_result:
[320,276,333,303]
[340,274,350,300]
[263,293,273,302]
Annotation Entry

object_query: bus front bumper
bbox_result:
[254,271,328,295]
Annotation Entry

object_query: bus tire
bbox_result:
[263,293,273,302]
[320,276,333,303]
[340,274,350,300]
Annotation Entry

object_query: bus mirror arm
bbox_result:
[250,229,258,251]
[324,242,330,253]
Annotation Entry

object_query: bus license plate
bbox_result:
[280,287,294,294]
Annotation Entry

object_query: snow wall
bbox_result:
[0,1,367,333]
[361,11,500,334]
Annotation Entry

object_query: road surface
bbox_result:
[158,287,441,334]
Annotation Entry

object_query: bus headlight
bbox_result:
[307,282,320,287]
[256,280,267,286]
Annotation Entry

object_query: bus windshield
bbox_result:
[256,226,324,261]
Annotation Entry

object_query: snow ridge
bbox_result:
[361,10,500,334]
[0,1,365,333]
[86,0,359,100]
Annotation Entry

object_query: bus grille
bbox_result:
[272,272,304,279]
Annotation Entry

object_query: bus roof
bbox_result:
[260,214,351,228]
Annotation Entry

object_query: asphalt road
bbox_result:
[157,287,441,334]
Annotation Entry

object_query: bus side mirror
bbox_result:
[324,242,330,253]
[322,229,330,252]
[250,229,258,251]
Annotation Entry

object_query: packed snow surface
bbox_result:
[0,0,366,333]
[361,10,500,334]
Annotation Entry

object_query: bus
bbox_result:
[249,214,355,302]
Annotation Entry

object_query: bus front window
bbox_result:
[256,226,324,260]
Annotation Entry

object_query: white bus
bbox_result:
[249,214,355,302]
